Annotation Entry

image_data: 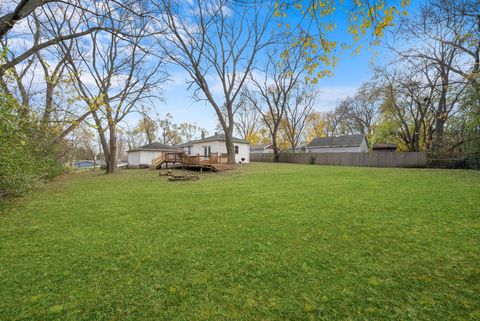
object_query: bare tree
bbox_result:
[324,101,352,137]
[390,1,473,151]
[156,0,274,164]
[123,123,143,150]
[0,1,157,76]
[178,122,205,142]
[0,1,109,77]
[234,93,263,142]
[376,66,436,151]
[282,83,317,152]
[73,124,98,164]
[347,82,381,137]
[244,36,309,161]
[0,7,93,144]
[323,83,381,139]
[426,0,479,90]
[158,113,181,145]
[64,3,166,173]
[0,0,53,38]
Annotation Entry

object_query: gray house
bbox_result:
[250,143,274,154]
[307,134,368,153]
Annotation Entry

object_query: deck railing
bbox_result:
[152,152,229,168]
[180,152,229,166]
[183,153,228,165]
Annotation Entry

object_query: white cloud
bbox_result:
[314,85,358,112]
[166,70,190,88]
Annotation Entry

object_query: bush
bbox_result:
[427,152,480,170]
[0,94,63,198]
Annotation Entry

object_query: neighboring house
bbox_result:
[250,143,274,153]
[307,134,369,153]
[179,133,250,163]
[250,144,273,154]
[127,142,181,167]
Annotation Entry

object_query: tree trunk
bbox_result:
[107,124,117,174]
[42,82,53,131]
[224,125,235,164]
[413,118,421,151]
[413,130,420,151]
[433,117,445,151]
[91,110,110,172]
[290,138,296,153]
[272,128,280,162]
[0,0,49,39]
[433,80,448,152]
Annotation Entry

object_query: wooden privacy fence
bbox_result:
[250,152,428,168]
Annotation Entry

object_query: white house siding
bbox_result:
[128,151,164,166]
[187,141,221,157]
[307,139,368,153]
[139,151,163,165]
[235,143,250,163]
[127,151,141,166]
[184,140,250,163]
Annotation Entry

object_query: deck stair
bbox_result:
[152,152,184,169]
[152,154,165,169]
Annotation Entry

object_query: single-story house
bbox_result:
[179,133,250,163]
[307,134,369,153]
[127,142,181,167]
[250,143,274,153]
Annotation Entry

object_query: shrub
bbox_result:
[0,94,62,198]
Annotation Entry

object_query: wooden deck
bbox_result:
[152,152,234,172]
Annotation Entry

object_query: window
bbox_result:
[203,146,211,157]
[234,145,239,154]
[187,146,191,155]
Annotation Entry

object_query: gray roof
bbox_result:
[128,142,181,152]
[250,143,274,150]
[307,134,367,148]
[179,134,249,147]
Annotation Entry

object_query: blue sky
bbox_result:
[3,0,421,136]
[152,52,373,132]
[124,1,419,133]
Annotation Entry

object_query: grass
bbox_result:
[0,163,479,321]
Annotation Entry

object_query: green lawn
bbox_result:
[1,163,479,321]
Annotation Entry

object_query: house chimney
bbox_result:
[201,130,205,139]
